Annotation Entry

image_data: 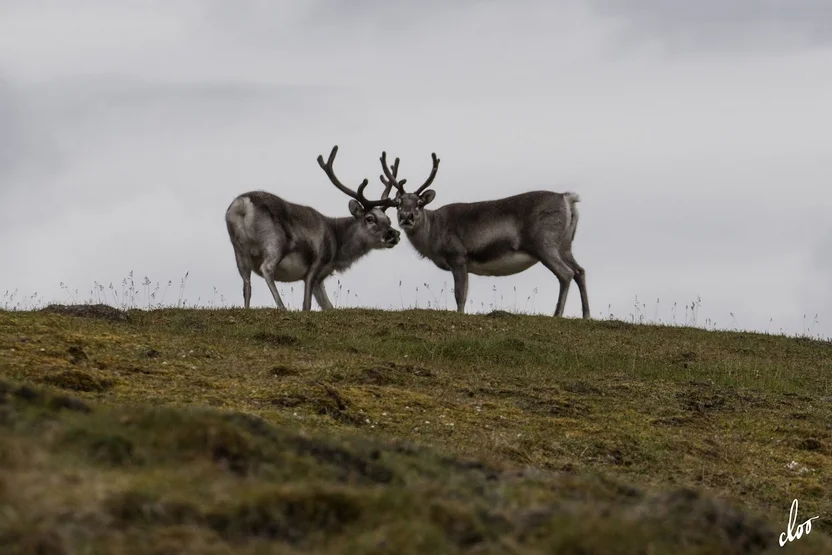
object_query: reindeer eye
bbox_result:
[365,215,375,224]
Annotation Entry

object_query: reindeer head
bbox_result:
[378,151,440,233]
[317,146,401,249]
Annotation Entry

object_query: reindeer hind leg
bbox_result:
[258,238,287,310]
[535,247,574,317]
[234,251,253,309]
[562,250,589,319]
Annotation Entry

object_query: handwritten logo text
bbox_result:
[779,499,819,547]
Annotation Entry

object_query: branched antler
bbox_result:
[380,151,407,199]
[415,153,440,195]
[379,151,440,196]
[317,145,395,210]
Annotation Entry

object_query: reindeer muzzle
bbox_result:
[384,229,401,247]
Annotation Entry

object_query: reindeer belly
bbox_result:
[468,252,538,277]
[273,253,309,282]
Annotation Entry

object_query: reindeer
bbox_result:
[378,152,590,318]
[225,146,400,311]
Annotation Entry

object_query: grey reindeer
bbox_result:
[225,146,400,311]
[378,151,590,318]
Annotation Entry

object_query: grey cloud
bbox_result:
[809,229,832,315]
[298,0,487,31]
[816,233,832,272]
[208,0,832,51]
[0,81,62,185]
[196,0,482,35]
[0,83,27,181]
[26,76,340,131]
[0,75,355,235]
[590,0,832,52]
[3,75,347,189]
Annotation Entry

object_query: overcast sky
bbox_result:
[1,0,830,338]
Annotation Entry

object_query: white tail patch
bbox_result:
[563,192,580,241]
[226,196,256,246]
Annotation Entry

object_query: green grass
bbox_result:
[1,304,830,554]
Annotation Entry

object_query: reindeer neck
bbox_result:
[406,208,440,257]
[330,216,373,269]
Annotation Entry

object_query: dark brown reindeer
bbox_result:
[225,146,400,311]
[378,152,590,318]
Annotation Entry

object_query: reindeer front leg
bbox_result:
[302,264,326,312]
[450,260,468,314]
[302,278,315,311]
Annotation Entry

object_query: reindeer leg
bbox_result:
[563,250,590,319]
[261,274,286,309]
[313,282,334,310]
[301,279,314,311]
[302,265,325,311]
[450,261,469,314]
[232,249,252,309]
[537,249,575,317]
[243,281,252,309]
[259,245,287,310]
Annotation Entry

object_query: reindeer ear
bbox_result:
[348,199,365,218]
[420,189,436,206]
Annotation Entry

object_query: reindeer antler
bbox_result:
[379,151,407,199]
[318,146,395,210]
[379,151,440,196]
[415,153,440,195]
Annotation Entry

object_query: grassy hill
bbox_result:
[0,305,830,554]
